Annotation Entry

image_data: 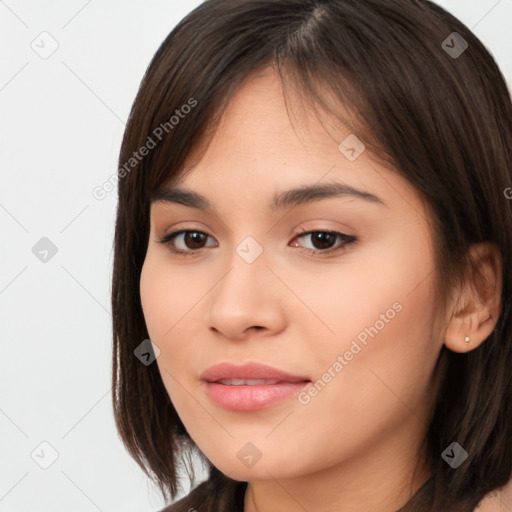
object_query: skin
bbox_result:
[477,480,512,512]
[139,66,502,511]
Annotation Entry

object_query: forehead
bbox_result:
[154,67,425,221]
[165,68,359,185]
[193,68,349,160]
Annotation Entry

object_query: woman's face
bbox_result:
[140,68,446,488]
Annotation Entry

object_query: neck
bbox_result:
[243,414,431,512]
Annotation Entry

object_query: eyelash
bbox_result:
[156,228,357,258]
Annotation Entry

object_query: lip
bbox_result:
[201,362,311,411]
[201,362,310,383]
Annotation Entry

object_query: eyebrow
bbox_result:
[150,181,386,212]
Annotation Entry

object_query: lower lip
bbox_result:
[204,381,311,411]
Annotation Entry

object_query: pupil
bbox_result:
[186,232,205,249]
[312,232,335,249]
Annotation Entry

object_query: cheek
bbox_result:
[140,254,201,340]
[139,253,211,393]
[140,261,169,342]
[292,231,440,416]
[287,232,436,359]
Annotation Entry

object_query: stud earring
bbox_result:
[464,336,470,344]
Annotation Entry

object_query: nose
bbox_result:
[207,242,287,341]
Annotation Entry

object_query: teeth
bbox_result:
[217,378,280,386]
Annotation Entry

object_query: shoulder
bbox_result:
[159,475,248,512]
[474,477,512,512]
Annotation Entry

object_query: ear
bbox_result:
[443,242,502,353]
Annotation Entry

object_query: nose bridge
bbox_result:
[234,234,265,266]
[207,231,282,337]
[217,233,268,303]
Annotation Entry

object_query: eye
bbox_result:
[291,229,357,255]
[157,229,216,255]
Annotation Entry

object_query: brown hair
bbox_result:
[111,1,512,510]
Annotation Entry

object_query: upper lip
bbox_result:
[201,362,311,383]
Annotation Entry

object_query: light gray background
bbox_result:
[1,1,511,511]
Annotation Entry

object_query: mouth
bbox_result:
[201,362,311,411]
[216,378,286,385]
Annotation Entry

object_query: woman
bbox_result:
[111,1,512,510]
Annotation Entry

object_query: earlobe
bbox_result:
[443,243,502,354]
